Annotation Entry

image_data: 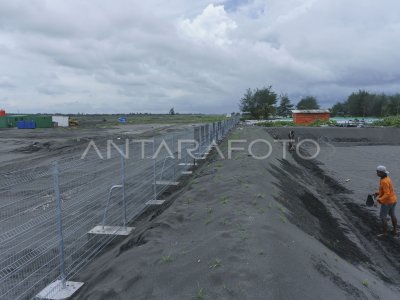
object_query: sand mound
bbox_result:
[72,126,400,299]
[267,127,400,146]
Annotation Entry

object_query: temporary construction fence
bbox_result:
[0,117,239,300]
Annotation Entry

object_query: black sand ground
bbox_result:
[0,124,179,171]
[72,126,400,300]
[0,123,196,299]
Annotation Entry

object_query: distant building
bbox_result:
[52,116,69,127]
[292,109,330,125]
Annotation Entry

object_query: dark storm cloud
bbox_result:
[0,0,399,113]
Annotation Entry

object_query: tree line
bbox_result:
[331,90,400,117]
[239,86,320,119]
[240,86,400,119]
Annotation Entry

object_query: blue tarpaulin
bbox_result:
[16,120,36,129]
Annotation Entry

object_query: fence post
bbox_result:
[199,127,202,156]
[153,139,157,200]
[120,156,127,229]
[172,133,176,182]
[209,124,211,148]
[224,120,226,136]
[213,123,215,143]
[53,161,66,289]
[207,124,210,148]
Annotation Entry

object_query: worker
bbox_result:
[288,130,295,152]
[374,165,397,237]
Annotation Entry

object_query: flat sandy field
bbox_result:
[0,124,185,170]
[1,125,400,299]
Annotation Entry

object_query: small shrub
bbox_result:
[258,208,266,214]
[239,231,248,240]
[220,196,229,204]
[308,119,338,127]
[279,214,287,223]
[257,121,295,127]
[209,259,222,269]
[223,284,234,294]
[373,116,400,127]
[195,285,206,299]
[162,254,173,263]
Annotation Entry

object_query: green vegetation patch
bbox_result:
[372,116,400,127]
[256,121,295,127]
[307,119,338,127]
[74,114,227,128]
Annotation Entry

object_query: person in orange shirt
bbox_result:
[374,165,397,237]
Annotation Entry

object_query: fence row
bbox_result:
[0,117,239,299]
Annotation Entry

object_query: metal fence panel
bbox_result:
[0,117,239,299]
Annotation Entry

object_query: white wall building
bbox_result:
[52,116,69,127]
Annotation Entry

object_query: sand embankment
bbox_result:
[73,126,400,299]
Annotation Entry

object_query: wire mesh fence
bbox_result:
[0,117,239,299]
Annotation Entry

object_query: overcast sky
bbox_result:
[1,0,400,114]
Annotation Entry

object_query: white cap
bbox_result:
[377,165,389,174]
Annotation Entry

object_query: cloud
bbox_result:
[0,0,400,113]
[0,76,15,88]
[178,4,237,46]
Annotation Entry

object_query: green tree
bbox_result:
[386,94,400,115]
[276,94,294,117]
[330,101,348,116]
[169,107,175,115]
[239,88,254,115]
[296,96,320,110]
[346,90,371,116]
[332,91,400,117]
[370,93,387,117]
[239,86,277,119]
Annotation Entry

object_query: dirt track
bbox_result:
[70,126,400,299]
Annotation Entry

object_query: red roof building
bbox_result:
[292,109,330,125]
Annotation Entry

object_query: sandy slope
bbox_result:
[73,126,400,300]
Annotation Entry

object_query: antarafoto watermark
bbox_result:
[81,138,321,160]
